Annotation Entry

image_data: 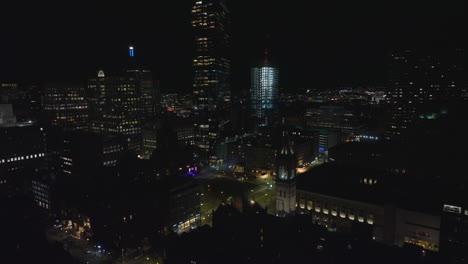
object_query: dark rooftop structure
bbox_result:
[297,163,443,215]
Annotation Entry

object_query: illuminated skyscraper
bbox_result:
[43,83,88,130]
[385,49,464,141]
[251,50,279,129]
[125,45,161,158]
[87,70,142,152]
[86,46,161,154]
[192,0,230,110]
[126,45,159,122]
[0,104,17,127]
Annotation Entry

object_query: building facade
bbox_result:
[275,132,296,217]
[192,0,230,110]
[126,45,159,123]
[0,126,46,195]
[305,105,365,142]
[314,129,339,159]
[386,49,464,141]
[295,191,441,252]
[43,83,88,130]
[0,104,17,127]
[251,54,279,129]
[87,70,142,153]
[440,202,468,262]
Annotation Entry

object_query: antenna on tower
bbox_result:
[264,49,269,66]
[264,34,271,65]
[129,45,135,58]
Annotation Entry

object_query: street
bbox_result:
[194,166,276,226]
[47,226,112,264]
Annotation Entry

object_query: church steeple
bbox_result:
[277,131,296,181]
[275,130,297,217]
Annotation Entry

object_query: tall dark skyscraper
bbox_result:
[385,48,464,140]
[192,0,230,110]
[251,50,279,130]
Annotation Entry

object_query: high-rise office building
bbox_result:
[125,45,162,158]
[46,127,126,177]
[385,49,464,140]
[192,0,230,110]
[87,70,142,152]
[251,50,279,129]
[126,45,159,123]
[0,83,18,103]
[191,0,230,165]
[194,112,219,165]
[85,46,161,154]
[43,83,88,130]
[0,126,46,196]
[0,104,17,127]
[1,82,43,123]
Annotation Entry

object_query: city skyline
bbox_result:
[2,1,468,263]
[1,1,465,91]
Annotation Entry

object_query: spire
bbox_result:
[275,128,297,217]
[280,131,294,155]
[264,49,269,66]
[129,45,135,58]
[126,44,143,72]
[264,33,271,66]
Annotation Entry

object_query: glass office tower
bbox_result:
[251,53,279,129]
[192,0,230,110]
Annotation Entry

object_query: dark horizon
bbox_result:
[1,1,465,91]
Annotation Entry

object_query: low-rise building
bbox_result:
[295,164,441,252]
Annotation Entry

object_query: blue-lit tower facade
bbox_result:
[251,51,279,130]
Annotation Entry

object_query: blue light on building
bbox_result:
[251,65,279,128]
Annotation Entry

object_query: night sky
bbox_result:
[1,1,465,92]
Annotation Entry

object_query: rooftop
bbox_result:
[297,163,442,215]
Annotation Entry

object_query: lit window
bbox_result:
[349,208,355,220]
[315,200,321,213]
[299,199,305,209]
[367,213,374,225]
